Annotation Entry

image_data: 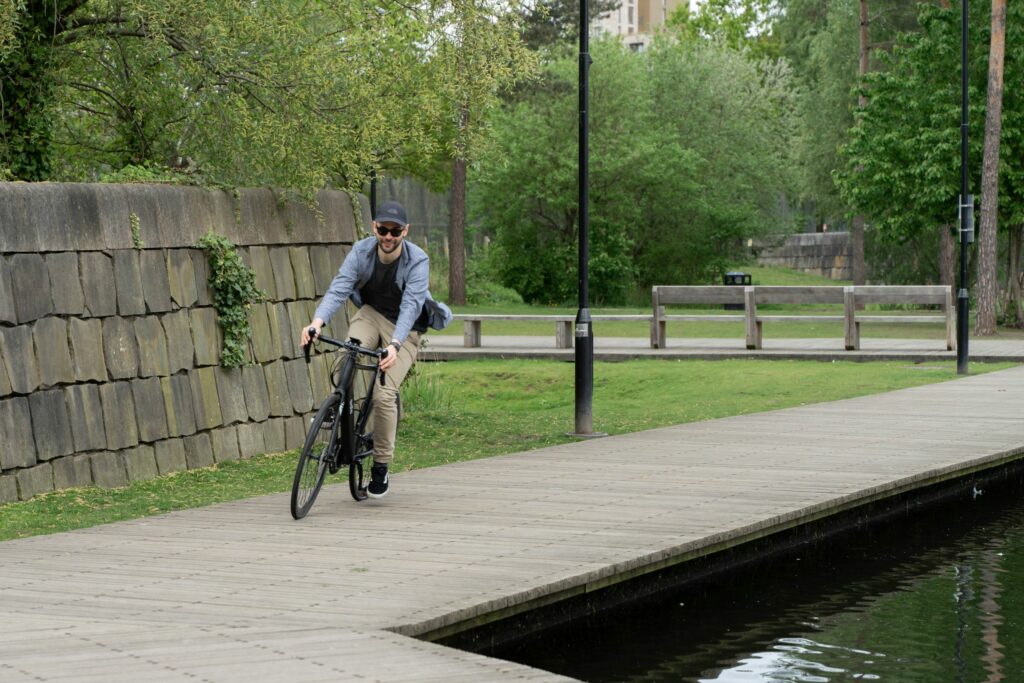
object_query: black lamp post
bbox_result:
[957,0,973,375]
[572,0,602,437]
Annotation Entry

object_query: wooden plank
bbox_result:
[752,286,846,304]
[661,315,745,322]
[854,315,945,323]
[854,285,950,304]
[653,285,745,305]
[452,314,574,322]
[755,315,845,322]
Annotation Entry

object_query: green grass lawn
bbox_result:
[0,358,1014,541]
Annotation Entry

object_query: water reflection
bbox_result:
[704,639,885,682]
[493,482,1024,682]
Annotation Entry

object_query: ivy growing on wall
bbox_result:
[197,231,265,368]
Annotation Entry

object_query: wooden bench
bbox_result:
[846,285,954,351]
[649,286,751,348]
[452,314,650,349]
[652,285,955,351]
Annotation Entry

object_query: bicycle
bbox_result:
[290,329,389,520]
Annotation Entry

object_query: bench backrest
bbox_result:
[751,286,845,305]
[653,286,744,306]
[653,285,951,308]
[852,285,950,306]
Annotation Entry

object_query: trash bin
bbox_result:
[723,271,751,310]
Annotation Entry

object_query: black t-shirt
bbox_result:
[359,256,403,323]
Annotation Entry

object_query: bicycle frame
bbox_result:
[305,332,388,494]
[291,330,392,516]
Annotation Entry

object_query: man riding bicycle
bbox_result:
[300,200,451,498]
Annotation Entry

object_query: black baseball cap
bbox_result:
[374,200,408,226]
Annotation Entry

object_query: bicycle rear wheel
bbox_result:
[345,355,378,501]
[290,394,340,519]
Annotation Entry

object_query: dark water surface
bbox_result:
[490,477,1024,682]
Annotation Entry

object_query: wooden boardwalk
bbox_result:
[2,365,1024,682]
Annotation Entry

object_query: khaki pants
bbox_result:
[346,306,419,465]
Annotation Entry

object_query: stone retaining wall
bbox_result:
[0,182,368,503]
[754,232,851,280]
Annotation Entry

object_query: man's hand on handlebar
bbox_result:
[301,319,325,349]
[379,343,399,372]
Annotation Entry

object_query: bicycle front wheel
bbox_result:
[290,394,340,520]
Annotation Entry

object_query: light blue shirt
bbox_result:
[314,237,452,343]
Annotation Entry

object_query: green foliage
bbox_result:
[402,363,454,415]
[519,0,621,49]
[2,1,537,197]
[0,5,58,180]
[99,163,191,185]
[776,0,922,224]
[0,1,18,60]
[472,38,797,304]
[397,0,539,195]
[197,231,265,368]
[838,2,1024,244]
[129,213,143,249]
[668,0,783,59]
[466,247,526,305]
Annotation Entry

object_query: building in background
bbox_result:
[592,0,686,51]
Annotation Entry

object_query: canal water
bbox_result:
[490,476,1024,682]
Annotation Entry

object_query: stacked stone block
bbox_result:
[754,232,852,280]
[0,182,367,503]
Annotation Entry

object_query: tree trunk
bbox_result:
[448,156,467,306]
[940,224,956,288]
[850,0,870,290]
[975,0,1007,335]
[1007,224,1024,327]
[851,215,866,286]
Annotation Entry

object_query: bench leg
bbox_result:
[845,321,861,351]
[843,286,859,350]
[463,320,481,348]
[744,288,761,349]
[556,321,573,349]
[746,320,763,350]
[651,319,666,348]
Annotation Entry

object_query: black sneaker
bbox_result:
[367,462,389,498]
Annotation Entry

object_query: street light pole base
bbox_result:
[566,431,608,440]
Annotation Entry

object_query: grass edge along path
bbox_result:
[0,359,1015,541]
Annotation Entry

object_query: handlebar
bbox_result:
[303,327,389,386]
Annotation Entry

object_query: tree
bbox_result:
[976,0,1007,335]
[0,1,528,200]
[471,40,647,304]
[472,39,797,304]
[839,1,1024,321]
[520,0,620,50]
[668,0,783,59]
[394,1,536,305]
[850,0,869,289]
[775,0,922,232]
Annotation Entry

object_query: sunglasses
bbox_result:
[375,224,405,238]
